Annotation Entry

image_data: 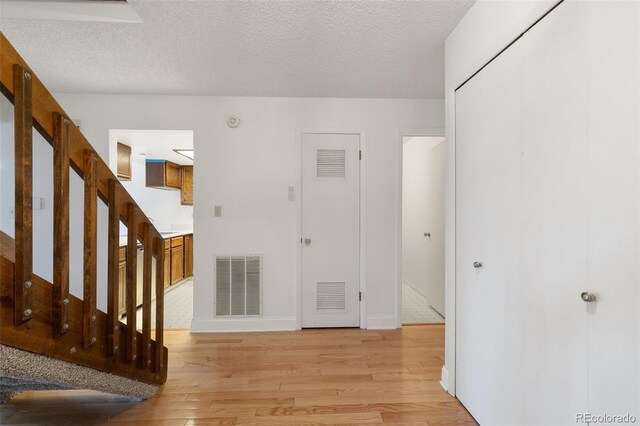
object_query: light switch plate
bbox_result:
[214,205,222,217]
[32,197,44,210]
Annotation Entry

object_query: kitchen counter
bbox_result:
[119,229,193,247]
[116,229,193,317]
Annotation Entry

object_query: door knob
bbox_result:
[473,261,483,269]
[581,292,596,302]
[304,237,312,246]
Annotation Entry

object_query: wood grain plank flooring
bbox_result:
[1,325,476,425]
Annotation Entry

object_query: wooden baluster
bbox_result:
[82,150,98,348]
[107,180,120,357]
[141,223,152,369]
[125,203,138,364]
[154,237,165,373]
[52,112,70,337]
[13,65,33,325]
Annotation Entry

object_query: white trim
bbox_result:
[395,128,445,329]
[440,365,449,392]
[295,128,366,329]
[191,317,296,333]
[366,315,397,330]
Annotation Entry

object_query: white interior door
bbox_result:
[455,81,488,422]
[520,3,589,423]
[301,133,360,328]
[585,1,639,419]
[456,1,639,424]
[423,140,446,316]
[455,31,525,425]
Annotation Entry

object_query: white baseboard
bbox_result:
[366,315,399,330]
[440,365,449,392]
[190,317,297,333]
[192,316,400,332]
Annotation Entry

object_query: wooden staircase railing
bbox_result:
[0,33,167,386]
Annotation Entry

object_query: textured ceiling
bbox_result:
[0,0,474,98]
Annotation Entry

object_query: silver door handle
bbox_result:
[581,292,596,302]
[304,237,312,246]
[473,261,483,269]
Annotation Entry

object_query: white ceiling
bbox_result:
[110,129,194,166]
[0,0,474,98]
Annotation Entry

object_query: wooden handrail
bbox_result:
[0,32,167,386]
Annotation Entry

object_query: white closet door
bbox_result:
[586,1,640,419]
[455,78,488,422]
[456,2,638,424]
[455,34,525,424]
[520,2,589,423]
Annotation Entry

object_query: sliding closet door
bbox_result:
[520,2,589,423]
[456,2,638,424]
[455,74,488,422]
[586,2,640,418]
[455,34,525,424]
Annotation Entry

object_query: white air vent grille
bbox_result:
[316,282,346,311]
[317,149,346,178]
[216,256,261,316]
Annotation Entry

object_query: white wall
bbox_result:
[52,94,444,331]
[402,136,445,315]
[443,0,559,394]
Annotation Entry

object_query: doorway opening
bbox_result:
[108,129,194,331]
[401,136,445,325]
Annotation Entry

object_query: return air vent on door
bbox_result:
[316,282,346,312]
[317,149,346,178]
[215,256,261,317]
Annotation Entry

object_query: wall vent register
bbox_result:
[215,256,261,316]
[317,149,346,178]
[316,282,346,312]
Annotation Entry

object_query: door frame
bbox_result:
[295,129,366,329]
[395,129,445,328]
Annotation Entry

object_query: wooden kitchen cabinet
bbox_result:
[170,237,184,284]
[181,165,193,205]
[146,160,182,190]
[184,234,193,278]
[164,239,171,288]
[117,143,131,181]
[118,247,127,316]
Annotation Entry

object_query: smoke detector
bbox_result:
[227,115,240,128]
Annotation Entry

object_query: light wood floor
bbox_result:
[1,325,477,425]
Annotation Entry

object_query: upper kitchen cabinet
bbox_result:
[146,159,182,190]
[117,142,132,180]
[181,165,193,205]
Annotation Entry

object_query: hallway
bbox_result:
[1,325,475,425]
[402,283,444,325]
